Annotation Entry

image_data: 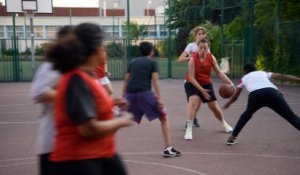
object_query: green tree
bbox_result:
[123,21,139,44]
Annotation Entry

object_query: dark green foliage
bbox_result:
[106,42,125,59]
[2,48,14,55]
[174,27,189,56]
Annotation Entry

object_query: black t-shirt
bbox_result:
[126,57,158,93]
[65,72,97,125]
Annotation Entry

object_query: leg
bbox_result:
[159,115,171,147]
[192,103,201,127]
[184,82,201,128]
[207,101,223,122]
[207,101,233,132]
[159,116,181,157]
[185,95,201,140]
[187,95,202,122]
[232,94,263,137]
[267,92,300,131]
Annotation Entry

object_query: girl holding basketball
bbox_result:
[178,26,210,128]
[47,23,133,175]
[184,39,234,140]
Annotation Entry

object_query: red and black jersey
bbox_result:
[51,68,115,162]
[186,52,214,85]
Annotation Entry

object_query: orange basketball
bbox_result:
[219,84,235,99]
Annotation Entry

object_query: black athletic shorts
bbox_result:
[184,82,217,103]
[52,154,127,175]
[40,153,53,175]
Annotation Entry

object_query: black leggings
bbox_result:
[52,154,127,175]
[232,88,300,137]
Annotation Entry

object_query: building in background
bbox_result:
[0,0,168,51]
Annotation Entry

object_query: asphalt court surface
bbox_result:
[0,79,300,175]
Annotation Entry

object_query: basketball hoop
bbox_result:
[24,10,36,17]
[5,0,53,14]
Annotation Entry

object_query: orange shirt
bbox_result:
[186,52,214,85]
[51,68,115,161]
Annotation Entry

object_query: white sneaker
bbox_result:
[184,127,193,140]
[222,122,233,133]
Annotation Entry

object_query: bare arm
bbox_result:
[271,73,300,84]
[152,72,161,100]
[121,73,130,97]
[188,58,211,100]
[212,55,234,85]
[223,87,243,109]
[104,63,111,76]
[77,112,133,138]
[37,89,57,103]
[178,50,191,63]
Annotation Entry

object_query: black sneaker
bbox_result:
[163,146,182,157]
[227,135,238,145]
[193,118,200,127]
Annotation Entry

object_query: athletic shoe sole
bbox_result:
[163,153,182,158]
[226,141,238,146]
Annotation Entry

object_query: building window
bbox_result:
[145,25,156,38]
[46,26,60,39]
[160,25,167,38]
[103,26,119,38]
[121,25,127,37]
[7,26,24,39]
[0,26,4,38]
[26,26,44,39]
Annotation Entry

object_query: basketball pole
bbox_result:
[29,12,36,76]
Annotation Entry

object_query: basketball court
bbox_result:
[0,79,299,175]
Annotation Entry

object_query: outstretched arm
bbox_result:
[271,73,300,84]
[223,87,243,109]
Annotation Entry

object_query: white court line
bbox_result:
[0,161,36,168]
[0,157,35,162]
[0,111,38,114]
[122,152,300,160]
[0,121,37,124]
[125,159,207,175]
[0,104,31,107]
[0,151,299,169]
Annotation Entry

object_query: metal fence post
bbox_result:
[167,0,172,78]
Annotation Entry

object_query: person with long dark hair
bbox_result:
[48,23,132,175]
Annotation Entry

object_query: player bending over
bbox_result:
[224,63,300,145]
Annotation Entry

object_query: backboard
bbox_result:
[5,0,53,14]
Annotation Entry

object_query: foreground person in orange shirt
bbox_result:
[47,23,133,175]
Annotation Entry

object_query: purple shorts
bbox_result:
[125,91,167,124]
